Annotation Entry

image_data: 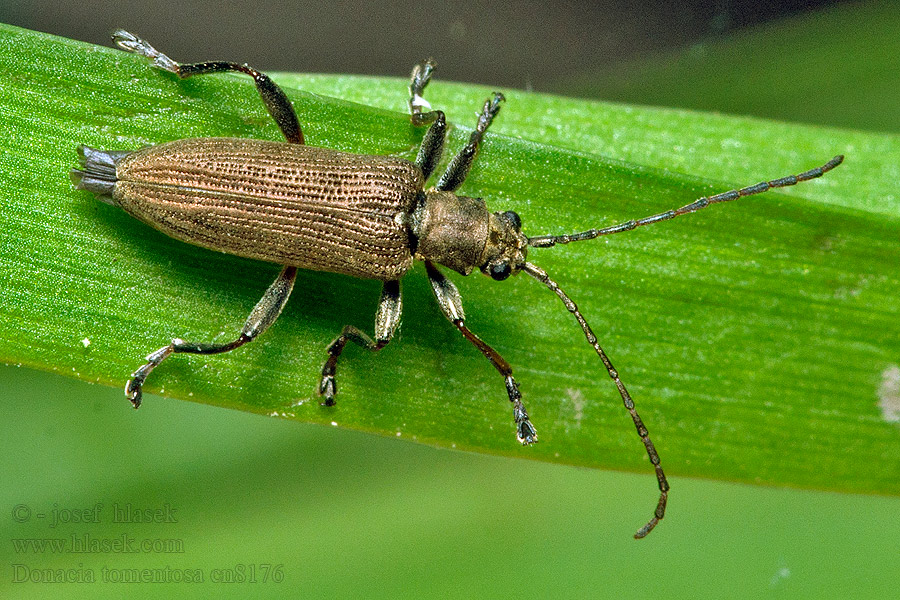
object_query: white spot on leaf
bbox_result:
[770,566,791,586]
[567,388,585,427]
[878,365,900,424]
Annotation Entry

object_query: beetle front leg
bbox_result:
[319,280,401,406]
[111,30,304,145]
[425,261,537,444]
[127,266,297,408]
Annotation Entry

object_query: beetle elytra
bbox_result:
[71,30,843,538]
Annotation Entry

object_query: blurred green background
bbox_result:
[2,366,898,598]
[2,1,898,598]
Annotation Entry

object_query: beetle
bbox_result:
[71,30,843,538]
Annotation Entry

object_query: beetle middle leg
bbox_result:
[425,261,537,444]
[111,30,303,145]
[126,266,297,408]
[318,280,402,406]
[407,59,504,189]
[408,59,446,181]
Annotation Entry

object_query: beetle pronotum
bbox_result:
[71,30,843,538]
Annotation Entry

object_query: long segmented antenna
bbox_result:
[519,155,843,536]
[522,262,667,539]
[527,155,843,248]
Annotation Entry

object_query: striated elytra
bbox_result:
[97,138,426,281]
[71,30,843,539]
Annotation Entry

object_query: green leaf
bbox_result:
[2,24,898,496]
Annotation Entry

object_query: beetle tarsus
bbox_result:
[111,30,179,73]
[409,58,438,126]
[506,376,537,444]
[318,365,338,406]
[126,378,144,409]
[477,93,505,133]
[319,387,337,407]
[514,401,538,445]
[126,343,174,409]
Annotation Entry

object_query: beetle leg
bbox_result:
[111,30,304,145]
[408,59,446,181]
[424,261,537,444]
[319,280,401,406]
[436,92,504,192]
[408,59,441,126]
[415,113,447,182]
[126,266,297,408]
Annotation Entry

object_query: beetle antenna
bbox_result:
[527,155,843,248]
[522,261,668,539]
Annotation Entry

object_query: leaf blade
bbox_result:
[1,24,898,496]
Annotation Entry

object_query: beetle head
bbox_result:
[478,210,528,281]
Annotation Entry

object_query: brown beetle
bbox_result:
[72,30,843,538]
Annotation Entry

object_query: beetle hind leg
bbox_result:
[126,266,297,408]
[318,281,401,406]
[111,30,304,145]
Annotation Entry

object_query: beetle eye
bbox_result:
[501,210,521,230]
[489,262,511,281]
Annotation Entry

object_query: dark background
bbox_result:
[3,0,840,91]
